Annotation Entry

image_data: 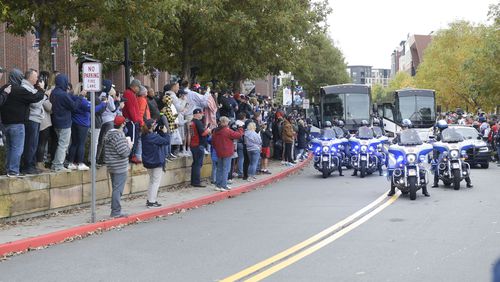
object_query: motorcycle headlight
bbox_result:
[331,147,337,152]
[419,155,426,162]
[308,143,313,150]
[339,145,344,149]
[450,150,459,158]
[361,145,367,152]
[377,144,382,150]
[407,154,416,163]
[322,146,329,153]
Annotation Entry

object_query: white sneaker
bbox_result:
[281,161,287,165]
[67,163,77,170]
[77,163,90,171]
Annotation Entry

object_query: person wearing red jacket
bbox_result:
[212,116,244,191]
[122,79,142,163]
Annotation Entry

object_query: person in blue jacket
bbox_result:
[67,93,107,171]
[141,119,170,208]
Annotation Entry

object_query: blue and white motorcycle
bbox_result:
[349,126,381,178]
[388,129,433,200]
[309,130,345,178]
[432,128,473,190]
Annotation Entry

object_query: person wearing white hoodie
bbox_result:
[97,82,117,164]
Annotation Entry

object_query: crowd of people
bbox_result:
[437,109,500,164]
[0,68,310,217]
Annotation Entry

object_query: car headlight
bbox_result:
[450,150,459,158]
[361,145,367,152]
[478,147,489,153]
[407,154,416,163]
[322,146,329,153]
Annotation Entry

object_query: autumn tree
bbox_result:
[0,0,100,72]
[291,32,349,101]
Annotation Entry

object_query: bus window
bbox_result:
[345,94,369,120]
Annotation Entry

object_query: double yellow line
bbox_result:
[220,191,400,281]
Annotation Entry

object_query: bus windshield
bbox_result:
[399,96,435,122]
[323,93,369,122]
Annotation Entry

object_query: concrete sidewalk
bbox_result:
[0,158,311,257]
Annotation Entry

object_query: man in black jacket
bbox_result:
[1,69,45,177]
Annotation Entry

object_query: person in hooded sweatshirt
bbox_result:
[1,69,45,177]
[67,91,106,171]
[22,69,50,174]
[50,74,83,172]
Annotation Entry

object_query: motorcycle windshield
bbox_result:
[372,126,383,137]
[399,129,423,146]
[441,128,464,143]
[357,126,374,139]
[320,129,337,139]
[332,127,345,138]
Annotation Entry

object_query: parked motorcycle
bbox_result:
[388,129,433,200]
[309,131,345,178]
[432,128,473,190]
[349,127,381,178]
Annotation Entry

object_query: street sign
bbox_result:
[303,98,310,109]
[82,62,102,92]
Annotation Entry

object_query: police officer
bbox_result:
[431,120,473,188]
[337,120,349,137]
[351,120,373,176]
[392,119,412,144]
[320,121,344,176]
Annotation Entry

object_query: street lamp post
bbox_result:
[124,38,131,88]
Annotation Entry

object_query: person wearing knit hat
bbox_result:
[141,118,170,208]
[104,114,131,218]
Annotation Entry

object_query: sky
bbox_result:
[327,0,496,69]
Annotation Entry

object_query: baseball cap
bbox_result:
[193,108,203,115]
[145,118,156,129]
[114,115,126,126]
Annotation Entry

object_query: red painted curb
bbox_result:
[0,156,311,258]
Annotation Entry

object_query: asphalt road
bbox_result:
[1,163,499,282]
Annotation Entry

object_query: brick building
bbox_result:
[0,24,170,93]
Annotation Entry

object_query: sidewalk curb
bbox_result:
[0,156,311,258]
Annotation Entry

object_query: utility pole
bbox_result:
[124,38,131,88]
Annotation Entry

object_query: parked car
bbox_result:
[449,125,491,168]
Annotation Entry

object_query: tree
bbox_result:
[71,0,169,76]
[388,71,415,93]
[198,0,331,90]
[0,0,99,72]
[415,21,483,110]
[371,83,388,103]
[291,32,349,101]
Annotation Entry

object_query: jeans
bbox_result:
[497,145,500,164]
[68,124,89,164]
[110,172,128,216]
[97,121,113,163]
[87,128,101,163]
[216,157,232,188]
[23,121,40,171]
[237,142,244,176]
[135,136,142,160]
[211,158,218,183]
[52,127,71,170]
[4,124,25,174]
[147,167,163,203]
[248,150,260,177]
[190,146,205,185]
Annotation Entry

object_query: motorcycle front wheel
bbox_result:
[453,169,461,190]
[322,163,329,178]
[409,176,417,200]
[360,161,366,178]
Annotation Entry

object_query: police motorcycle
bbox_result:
[349,121,381,178]
[332,125,350,168]
[308,121,345,178]
[387,128,433,200]
[432,127,473,190]
[372,119,390,170]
